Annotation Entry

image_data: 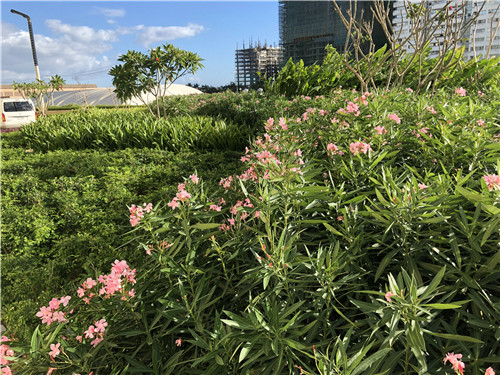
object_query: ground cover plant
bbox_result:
[2,86,498,375]
[0,131,242,342]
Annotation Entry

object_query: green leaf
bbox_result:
[424,331,484,343]
[239,344,252,363]
[190,223,222,230]
[350,348,392,375]
[420,266,446,300]
[420,303,461,309]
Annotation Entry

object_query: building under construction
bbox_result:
[235,43,283,89]
[279,1,389,65]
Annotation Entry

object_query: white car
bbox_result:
[1,98,37,128]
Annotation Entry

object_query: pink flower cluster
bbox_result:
[374,126,387,135]
[338,101,360,116]
[76,260,136,303]
[455,87,467,97]
[412,127,433,140]
[387,113,401,124]
[425,105,437,114]
[483,174,500,191]
[83,318,108,347]
[444,353,465,375]
[1,337,14,369]
[168,180,195,210]
[36,296,71,325]
[129,203,153,227]
[349,142,372,156]
[326,143,344,156]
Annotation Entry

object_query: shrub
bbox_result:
[6,87,499,374]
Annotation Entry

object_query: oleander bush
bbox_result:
[3,87,499,375]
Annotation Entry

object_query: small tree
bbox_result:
[109,43,204,119]
[12,75,66,117]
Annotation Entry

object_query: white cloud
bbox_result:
[135,23,204,47]
[94,7,126,18]
[1,20,205,84]
[1,22,114,83]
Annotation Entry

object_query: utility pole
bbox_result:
[11,9,44,108]
[11,9,41,80]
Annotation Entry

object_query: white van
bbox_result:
[1,98,37,128]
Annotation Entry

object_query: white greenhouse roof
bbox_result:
[49,84,202,106]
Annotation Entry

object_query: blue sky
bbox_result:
[1,1,279,87]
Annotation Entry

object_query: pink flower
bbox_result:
[346,101,360,116]
[47,368,56,375]
[374,126,387,135]
[144,203,153,213]
[94,319,108,333]
[418,183,428,190]
[76,335,83,343]
[483,174,500,191]
[1,366,12,375]
[130,215,140,227]
[91,337,104,348]
[327,143,337,152]
[60,296,71,306]
[265,117,274,131]
[477,119,485,127]
[406,87,414,93]
[175,338,183,347]
[485,367,495,375]
[209,204,222,212]
[385,291,395,302]
[455,87,467,96]
[176,190,191,202]
[444,352,465,374]
[227,218,235,226]
[388,113,401,124]
[48,298,61,310]
[177,183,186,192]
[84,326,96,339]
[337,216,344,221]
[49,343,61,358]
[279,117,287,130]
[168,197,179,210]
[350,142,372,155]
[189,174,199,184]
[83,278,97,289]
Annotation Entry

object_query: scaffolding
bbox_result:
[235,42,283,89]
[279,1,389,65]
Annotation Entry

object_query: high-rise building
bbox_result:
[392,0,500,59]
[235,43,283,89]
[279,1,390,65]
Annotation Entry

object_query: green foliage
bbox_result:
[20,109,251,152]
[0,134,242,342]
[109,43,204,119]
[5,87,499,374]
[12,75,66,116]
[265,44,500,96]
[263,46,346,97]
